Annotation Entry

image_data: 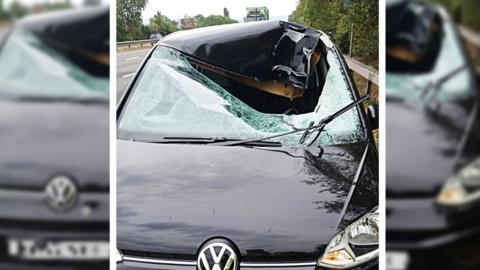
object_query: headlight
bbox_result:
[436,158,480,207]
[317,207,378,269]
[116,249,123,263]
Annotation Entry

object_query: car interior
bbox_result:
[386,3,443,73]
[188,46,329,115]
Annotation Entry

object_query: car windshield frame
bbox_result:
[117,43,368,147]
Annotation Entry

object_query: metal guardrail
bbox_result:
[117,39,159,49]
[343,56,378,95]
[459,25,480,71]
[344,56,378,85]
[459,26,480,48]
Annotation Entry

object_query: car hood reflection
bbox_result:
[117,140,377,260]
[0,99,109,191]
[386,99,475,197]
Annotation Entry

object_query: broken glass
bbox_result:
[118,46,364,147]
[386,16,473,104]
[0,27,108,100]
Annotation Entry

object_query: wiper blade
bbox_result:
[420,65,467,104]
[134,136,226,143]
[213,94,369,147]
[298,94,369,146]
[134,136,282,147]
[137,137,224,143]
[227,140,282,147]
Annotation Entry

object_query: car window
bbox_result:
[386,17,473,103]
[118,46,364,147]
[0,27,108,100]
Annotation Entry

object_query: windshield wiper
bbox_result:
[386,65,468,106]
[133,136,282,147]
[420,64,468,104]
[212,94,370,147]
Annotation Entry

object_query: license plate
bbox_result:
[386,251,410,270]
[7,238,109,260]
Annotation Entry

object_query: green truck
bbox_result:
[244,6,269,22]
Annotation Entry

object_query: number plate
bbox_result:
[7,238,109,260]
[386,251,410,270]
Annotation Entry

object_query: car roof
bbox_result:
[159,20,331,89]
[17,6,109,53]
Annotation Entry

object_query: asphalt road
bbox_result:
[116,49,150,101]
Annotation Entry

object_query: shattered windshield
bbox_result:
[386,17,473,103]
[118,46,364,147]
[0,27,108,100]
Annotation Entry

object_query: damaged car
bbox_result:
[0,7,109,270]
[386,1,480,269]
[117,20,379,270]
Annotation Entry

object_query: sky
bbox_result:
[142,0,298,24]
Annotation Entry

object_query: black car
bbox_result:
[0,7,109,270]
[116,21,379,270]
[386,1,480,269]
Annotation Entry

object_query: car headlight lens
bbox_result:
[318,207,378,269]
[437,158,480,207]
[116,249,123,263]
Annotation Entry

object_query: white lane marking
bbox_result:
[125,57,140,61]
[121,73,135,78]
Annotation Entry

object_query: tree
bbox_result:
[289,0,378,68]
[290,0,341,33]
[42,0,73,11]
[429,0,461,21]
[194,14,205,26]
[462,1,480,30]
[140,24,151,38]
[223,7,229,18]
[148,11,177,36]
[429,0,480,30]
[0,0,8,21]
[117,0,148,41]
[336,0,378,67]
[289,0,306,24]
[197,15,237,27]
[9,0,29,18]
[84,0,101,6]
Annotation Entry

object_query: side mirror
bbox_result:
[367,104,379,130]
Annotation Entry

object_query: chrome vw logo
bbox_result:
[44,175,78,211]
[197,241,239,270]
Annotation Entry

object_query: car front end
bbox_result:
[117,20,379,270]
